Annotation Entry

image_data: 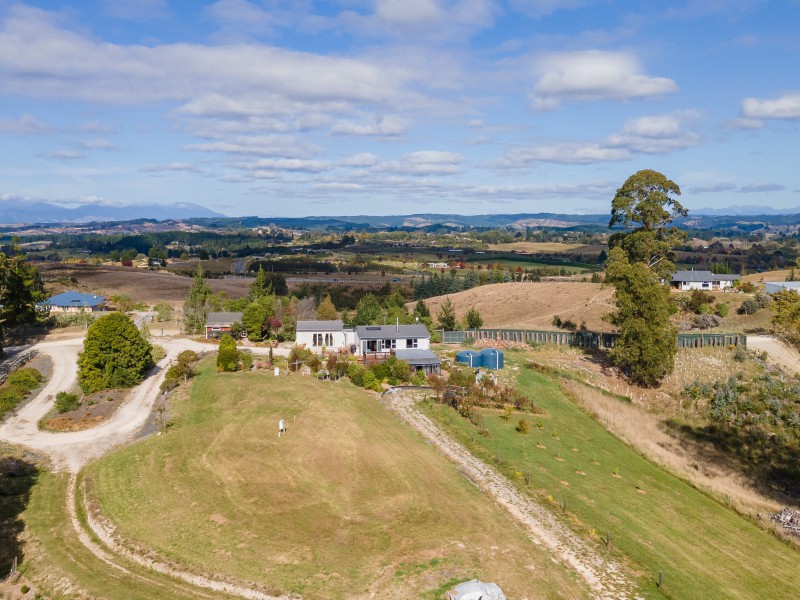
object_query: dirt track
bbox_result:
[747,335,800,374]
[384,388,639,600]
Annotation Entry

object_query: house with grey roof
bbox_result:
[354,324,430,355]
[205,312,243,339]
[670,270,740,291]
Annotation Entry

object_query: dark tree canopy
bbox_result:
[77,312,153,393]
[0,242,46,332]
[609,169,687,278]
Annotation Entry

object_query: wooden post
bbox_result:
[657,571,663,589]
[606,531,610,547]
[562,497,567,512]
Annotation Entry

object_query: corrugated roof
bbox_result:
[44,291,105,308]
[394,349,441,365]
[296,319,344,332]
[206,312,242,326]
[671,270,741,283]
[355,324,430,340]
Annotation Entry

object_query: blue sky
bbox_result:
[0,0,799,218]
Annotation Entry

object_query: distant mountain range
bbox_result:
[0,201,225,224]
[693,205,800,216]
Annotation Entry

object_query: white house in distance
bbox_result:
[670,270,740,291]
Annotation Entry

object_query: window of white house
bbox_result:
[406,339,418,348]
[381,339,396,350]
[313,333,335,347]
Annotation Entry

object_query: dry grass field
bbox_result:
[85,361,589,599]
[417,282,615,331]
[40,263,250,307]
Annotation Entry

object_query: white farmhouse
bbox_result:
[670,270,740,291]
[353,324,430,355]
[296,320,349,351]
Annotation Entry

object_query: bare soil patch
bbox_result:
[42,389,130,432]
[415,282,615,331]
[40,263,250,307]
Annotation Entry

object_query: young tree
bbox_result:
[183,263,212,334]
[465,306,484,329]
[78,312,153,393]
[217,333,240,372]
[242,295,275,342]
[437,297,459,331]
[316,294,338,320]
[249,265,274,300]
[351,293,384,325]
[608,169,687,279]
[413,299,430,319]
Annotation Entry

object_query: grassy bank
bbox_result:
[423,361,800,599]
[86,360,588,599]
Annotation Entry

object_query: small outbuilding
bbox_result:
[765,281,800,295]
[480,348,504,370]
[394,349,441,375]
[205,312,243,339]
[455,349,481,368]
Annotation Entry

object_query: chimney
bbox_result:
[396,317,399,332]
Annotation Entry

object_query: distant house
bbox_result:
[427,262,449,269]
[296,320,348,350]
[40,291,106,314]
[764,281,800,295]
[205,312,243,339]
[670,270,740,291]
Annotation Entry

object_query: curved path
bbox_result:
[385,388,640,600]
[747,335,800,375]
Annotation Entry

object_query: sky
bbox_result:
[0,0,799,218]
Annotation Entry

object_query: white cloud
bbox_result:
[742,93,800,120]
[494,143,631,168]
[79,138,117,150]
[688,183,737,193]
[0,113,51,134]
[377,150,464,175]
[46,150,85,160]
[235,158,331,174]
[375,0,444,24]
[311,182,366,192]
[737,183,785,193]
[531,51,678,110]
[182,135,321,158]
[331,115,408,136]
[140,162,199,173]
[606,112,702,153]
[341,153,380,167]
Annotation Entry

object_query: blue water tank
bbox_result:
[455,350,481,368]
[480,348,504,370]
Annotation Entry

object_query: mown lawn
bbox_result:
[85,360,589,599]
[423,361,800,599]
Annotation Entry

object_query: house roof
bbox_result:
[394,349,440,366]
[355,324,430,340]
[765,281,800,294]
[43,291,105,308]
[206,312,242,327]
[296,319,344,332]
[671,270,741,283]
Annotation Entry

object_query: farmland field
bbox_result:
[84,361,589,599]
[423,355,800,599]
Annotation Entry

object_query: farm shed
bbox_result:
[296,320,348,351]
[39,291,106,314]
[480,348,504,370]
[205,312,243,339]
[455,349,481,367]
[394,349,441,375]
[765,281,800,295]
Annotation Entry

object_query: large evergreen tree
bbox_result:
[316,295,338,320]
[437,297,459,331]
[183,263,213,334]
[605,170,683,387]
[77,312,153,393]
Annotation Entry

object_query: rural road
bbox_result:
[747,335,800,375]
[385,388,640,600]
[0,333,287,472]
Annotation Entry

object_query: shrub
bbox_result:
[362,369,381,391]
[177,350,198,366]
[738,281,757,293]
[516,418,529,434]
[165,363,192,381]
[755,291,771,308]
[54,391,80,414]
[240,351,253,370]
[348,364,366,387]
[153,302,173,322]
[687,289,715,314]
[412,369,427,385]
[151,344,166,363]
[715,302,729,318]
[217,334,240,372]
[288,346,314,372]
[160,378,179,393]
[6,368,43,391]
[738,298,760,315]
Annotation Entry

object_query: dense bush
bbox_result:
[78,312,153,393]
[151,345,166,363]
[6,368,43,391]
[217,334,240,372]
[288,346,315,372]
[715,302,730,318]
[54,391,80,413]
[738,298,760,315]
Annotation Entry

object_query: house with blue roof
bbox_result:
[40,291,107,314]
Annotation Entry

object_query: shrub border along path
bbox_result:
[382,387,639,600]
